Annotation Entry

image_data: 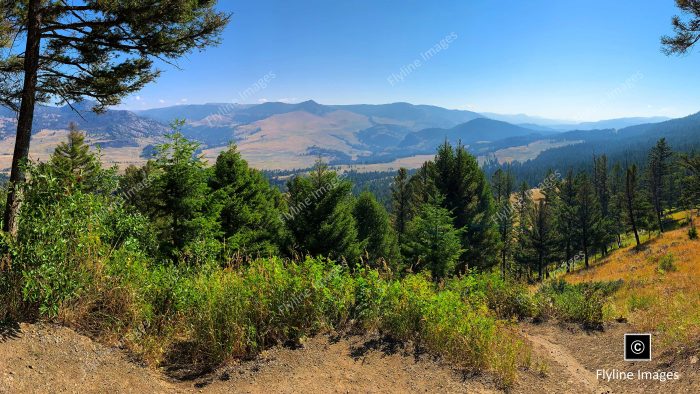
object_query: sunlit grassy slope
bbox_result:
[566,214,700,349]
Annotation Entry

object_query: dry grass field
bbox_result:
[491,140,583,163]
[567,214,700,350]
[0,130,158,173]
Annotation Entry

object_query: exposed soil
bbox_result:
[0,323,497,394]
[517,322,700,394]
[0,322,175,393]
[184,333,498,394]
[2,321,698,393]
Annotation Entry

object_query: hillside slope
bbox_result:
[567,215,700,350]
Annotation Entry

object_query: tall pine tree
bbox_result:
[391,167,415,247]
[492,168,516,278]
[648,138,674,232]
[285,161,360,263]
[528,199,556,280]
[210,145,287,256]
[574,173,602,268]
[429,142,498,271]
[151,121,220,261]
[353,191,400,269]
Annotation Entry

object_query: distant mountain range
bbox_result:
[0,100,695,171]
[481,112,670,131]
[0,101,168,147]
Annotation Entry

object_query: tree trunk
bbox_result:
[631,219,640,247]
[656,208,664,234]
[501,247,506,279]
[3,0,42,235]
[625,170,641,248]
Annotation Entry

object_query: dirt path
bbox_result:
[519,322,700,394]
[522,331,611,393]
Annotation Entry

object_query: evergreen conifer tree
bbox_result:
[285,160,360,263]
[574,173,602,268]
[353,191,400,269]
[210,145,286,256]
[429,142,498,271]
[49,122,103,192]
[151,120,220,260]
[403,197,463,280]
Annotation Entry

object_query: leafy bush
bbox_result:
[447,273,534,319]
[535,279,622,328]
[689,223,698,240]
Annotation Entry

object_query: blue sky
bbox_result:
[120,0,700,121]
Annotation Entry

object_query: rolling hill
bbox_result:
[0,100,697,173]
[398,118,551,151]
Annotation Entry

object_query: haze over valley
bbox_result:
[0,100,687,174]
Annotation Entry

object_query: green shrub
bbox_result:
[689,223,698,240]
[182,257,358,365]
[657,253,676,273]
[535,279,622,328]
[353,267,385,329]
[380,273,434,341]
[448,273,534,319]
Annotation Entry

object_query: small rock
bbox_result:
[690,356,698,364]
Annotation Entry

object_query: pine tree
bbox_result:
[285,160,360,263]
[492,168,516,278]
[680,153,700,215]
[592,155,615,255]
[408,161,438,206]
[0,0,229,234]
[528,199,556,281]
[353,191,400,269]
[574,173,602,268]
[492,168,515,204]
[49,123,103,192]
[513,181,534,279]
[403,199,463,280]
[556,169,578,270]
[151,120,219,260]
[210,145,286,256]
[609,162,626,248]
[391,168,415,246]
[648,138,674,232]
[625,165,641,247]
[429,141,498,271]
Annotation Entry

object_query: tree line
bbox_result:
[484,138,699,281]
[13,119,700,283]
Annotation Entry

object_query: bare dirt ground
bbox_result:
[0,323,498,394]
[2,321,698,393]
[517,322,700,394]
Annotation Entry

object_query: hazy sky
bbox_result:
[119,0,700,122]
